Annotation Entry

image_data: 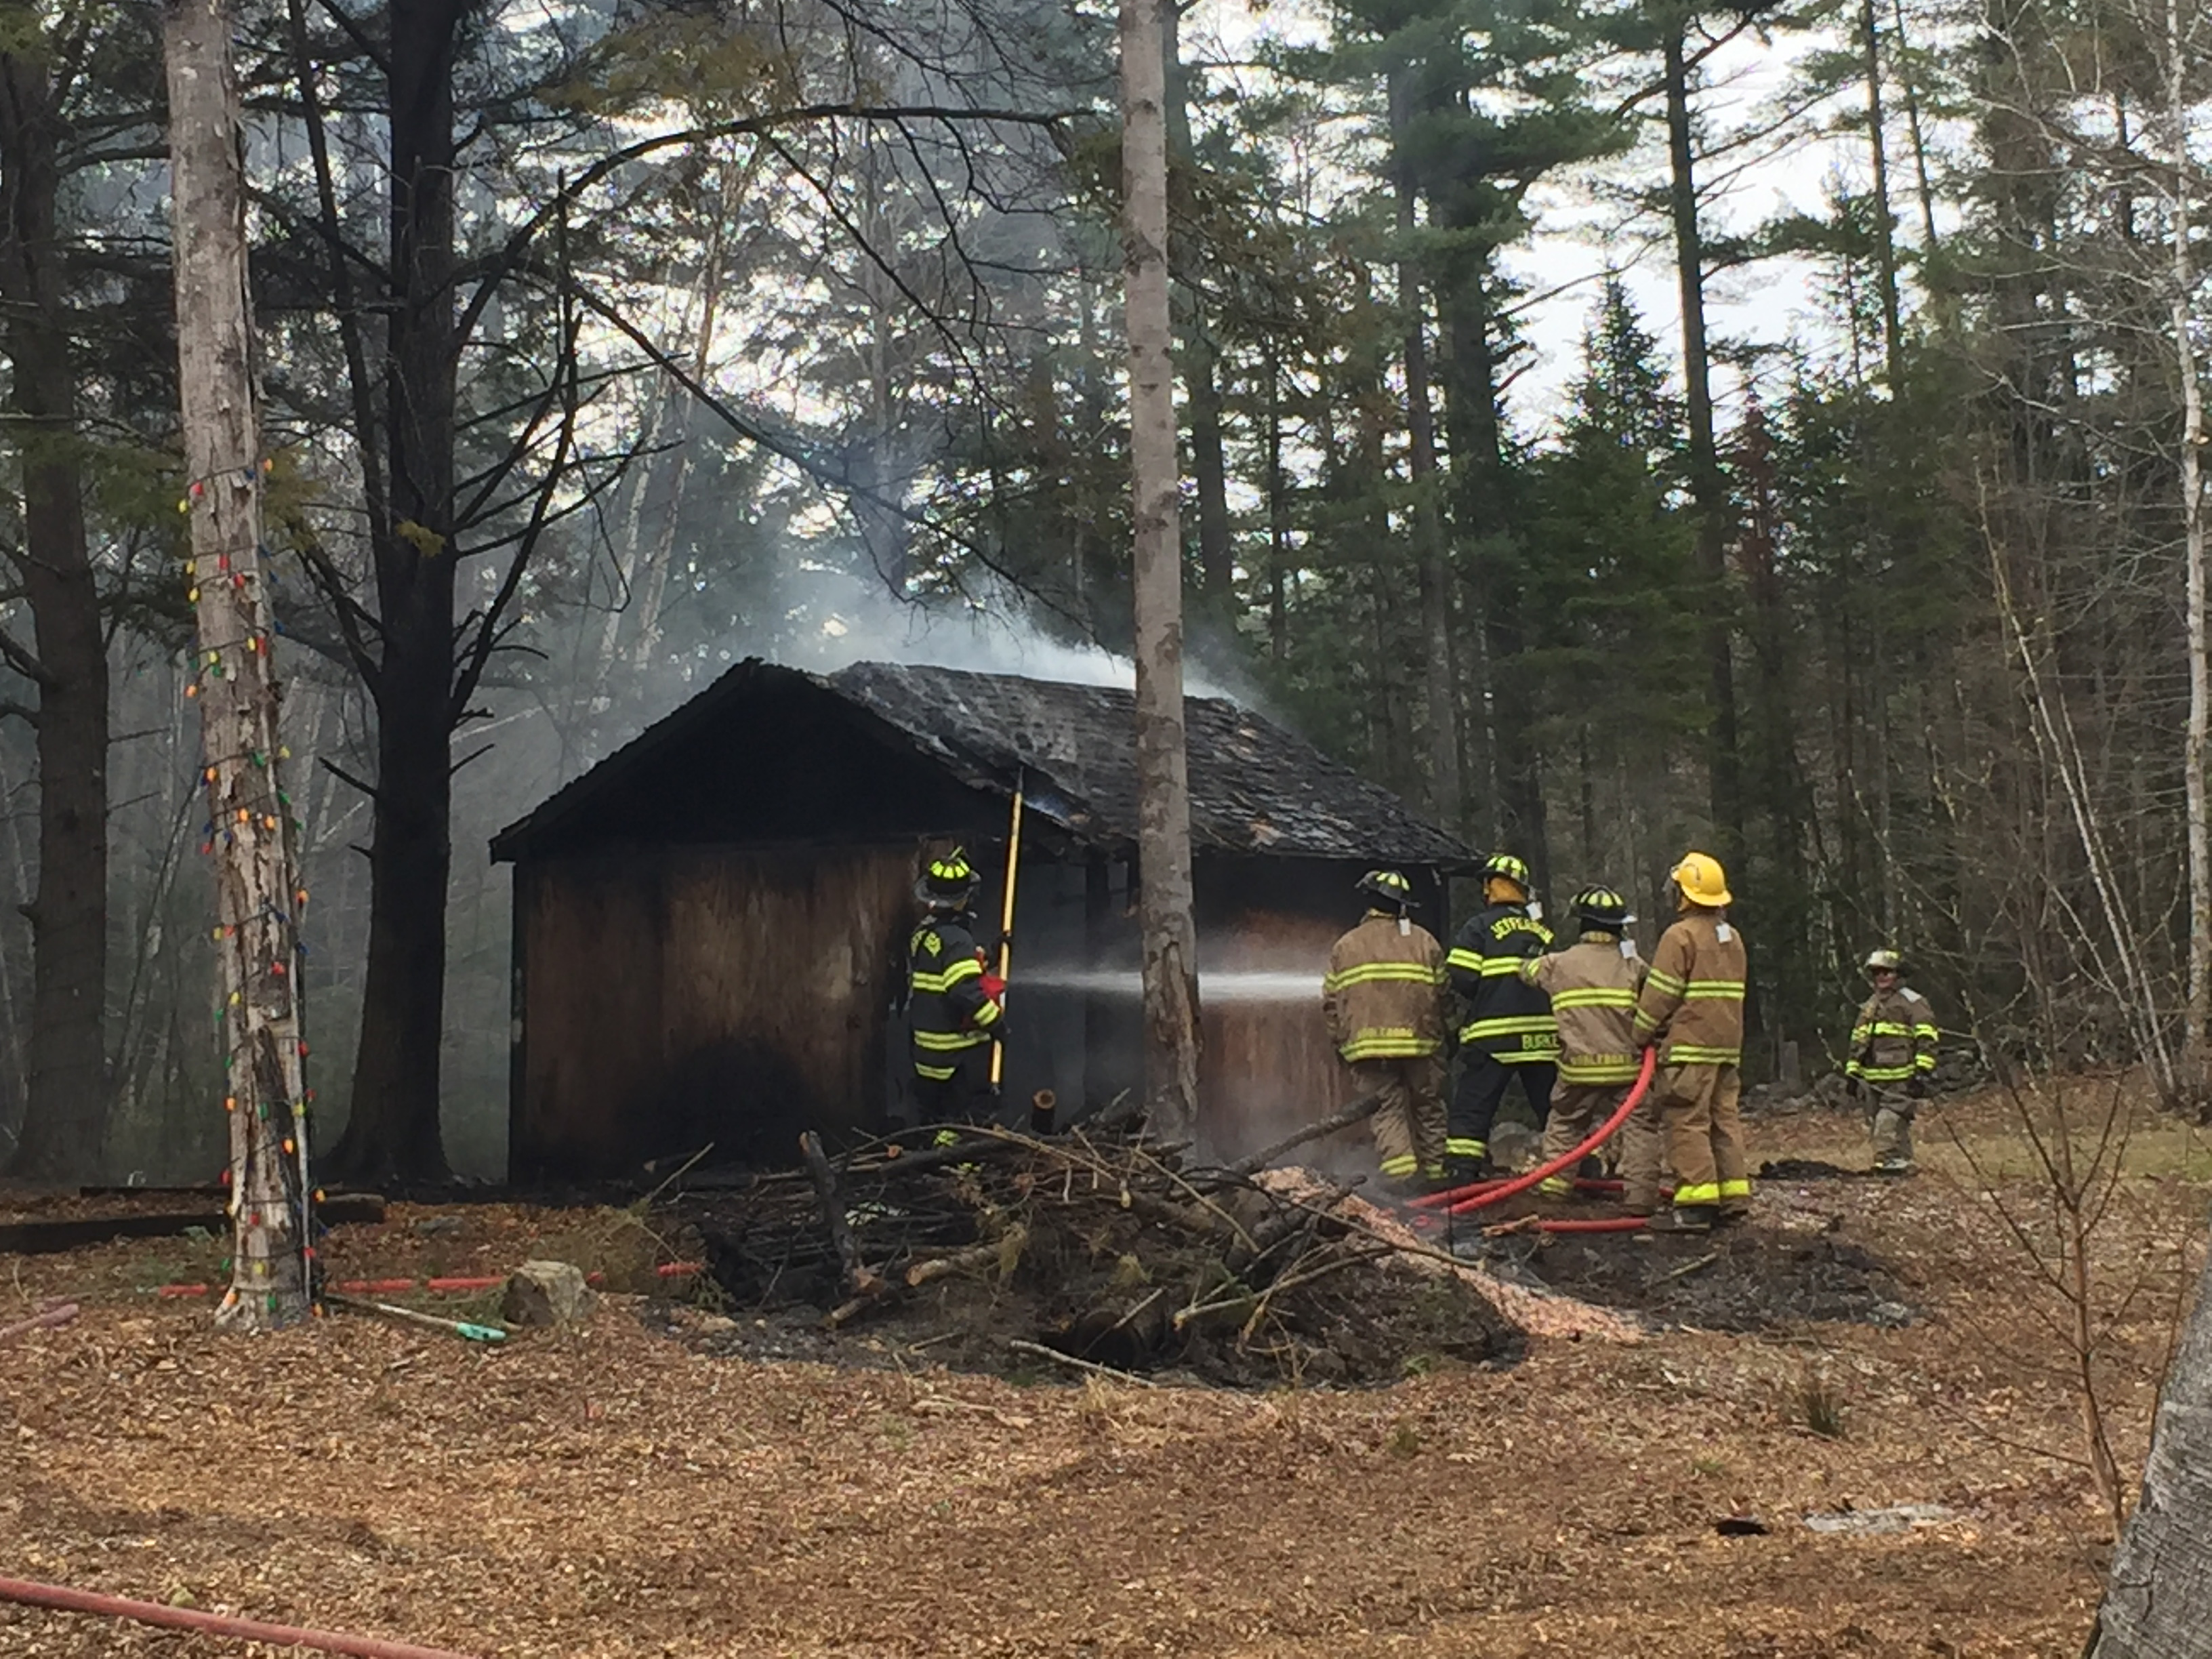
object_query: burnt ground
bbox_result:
[2,1090,2209,1657]
[1444,1154,1917,1332]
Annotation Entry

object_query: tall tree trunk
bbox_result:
[2087,1230,2212,1656]
[1887,0,1940,250]
[333,0,462,1181]
[1164,2,1232,609]
[1861,0,1906,390]
[0,31,109,1181]
[1122,0,1200,1142]
[2169,0,2210,1092]
[1664,25,1742,863]
[1439,255,1544,888]
[1264,348,1289,663]
[164,0,314,1329]
[1391,68,1462,830]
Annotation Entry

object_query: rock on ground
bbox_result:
[501,1259,594,1327]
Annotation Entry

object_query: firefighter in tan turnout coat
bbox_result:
[1846,949,1938,1175]
[1629,851,1751,1233]
[1323,869,1449,1191]
[1518,886,1647,1198]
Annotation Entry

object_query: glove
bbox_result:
[980,972,1006,1002]
[1907,1077,1927,1101]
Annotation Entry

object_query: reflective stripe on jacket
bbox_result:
[1846,984,1937,1084]
[1633,909,1747,1066]
[909,916,1000,1080]
[1448,902,1558,1062]
[1520,935,1647,1084]
[1324,912,1448,1062]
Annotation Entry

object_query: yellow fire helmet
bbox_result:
[1671,851,1732,909]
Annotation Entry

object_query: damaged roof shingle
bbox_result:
[491,659,1471,866]
[825,663,1467,863]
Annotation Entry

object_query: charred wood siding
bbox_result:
[512,844,914,1179]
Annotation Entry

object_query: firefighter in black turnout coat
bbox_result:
[907,850,1005,1124]
[1444,853,1559,1181]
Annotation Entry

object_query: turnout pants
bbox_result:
[1618,1085,1667,1214]
[914,1046,997,1126]
[1353,1056,1447,1185]
[1448,1054,1556,1167]
[1537,1082,1626,1195]
[1866,1086,1916,1168]
[1651,1061,1748,1217]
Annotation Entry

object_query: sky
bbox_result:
[1186,0,1900,427]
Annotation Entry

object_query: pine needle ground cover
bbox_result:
[2,1093,2203,1656]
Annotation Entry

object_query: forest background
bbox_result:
[0,0,2205,1185]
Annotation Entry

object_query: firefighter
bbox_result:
[1845,948,1938,1176]
[1445,853,1558,1181]
[1519,886,1646,1198]
[907,849,1005,1125]
[1322,869,1450,1192]
[1629,851,1750,1233]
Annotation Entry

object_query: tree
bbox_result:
[0,5,112,1179]
[163,0,313,1328]
[2087,1243,2212,1656]
[1122,0,1200,1140]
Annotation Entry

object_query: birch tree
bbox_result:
[2164,0,2211,1094]
[164,0,314,1329]
[1122,0,1200,1141]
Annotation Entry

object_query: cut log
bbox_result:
[0,1193,384,1256]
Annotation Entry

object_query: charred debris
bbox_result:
[665,1114,1522,1389]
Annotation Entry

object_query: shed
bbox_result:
[490,660,1473,1179]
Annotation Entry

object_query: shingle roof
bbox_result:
[490,658,1470,865]
[825,662,1471,863]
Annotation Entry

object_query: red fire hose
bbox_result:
[1410,1046,1659,1216]
[0,1573,478,1658]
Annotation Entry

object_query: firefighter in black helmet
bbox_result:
[1444,853,1559,1181]
[1322,869,1450,1191]
[908,849,1004,1125]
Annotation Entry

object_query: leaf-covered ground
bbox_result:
[2,1089,2205,1657]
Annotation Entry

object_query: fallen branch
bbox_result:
[800,1130,885,1303]
[1658,1249,1721,1284]
[1225,1092,1385,1176]
[0,1302,78,1343]
[905,1223,1028,1288]
[1174,1246,1395,1332]
[1008,1337,1158,1388]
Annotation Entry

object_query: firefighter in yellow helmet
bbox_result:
[1846,948,1938,1175]
[1444,853,1558,1181]
[1323,869,1449,1192]
[1627,851,1750,1232]
[907,849,1005,1124]
[1519,886,1646,1198]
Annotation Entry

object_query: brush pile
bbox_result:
[671,1124,1534,1387]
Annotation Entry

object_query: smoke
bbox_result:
[742,564,1248,701]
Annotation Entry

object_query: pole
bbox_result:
[991,771,1025,1110]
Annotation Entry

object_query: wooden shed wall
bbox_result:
[512,844,915,1179]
